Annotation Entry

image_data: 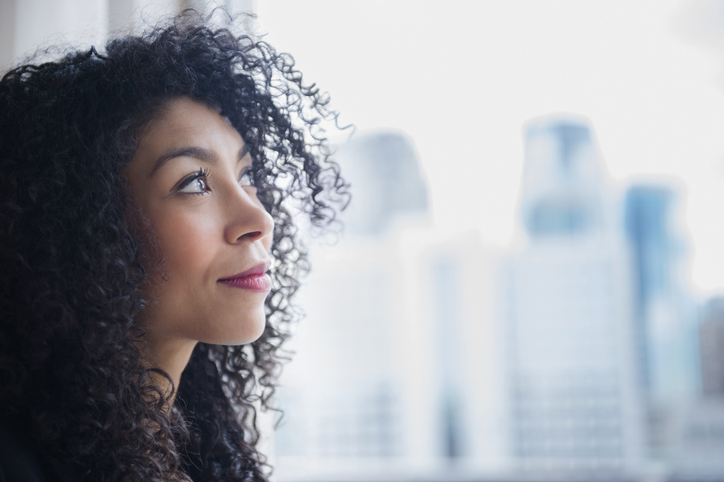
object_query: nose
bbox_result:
[223,186,274,245]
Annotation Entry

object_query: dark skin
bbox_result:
[125,97,274,402]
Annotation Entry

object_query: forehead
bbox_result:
[127,97,245,178]
[141,97,240,149]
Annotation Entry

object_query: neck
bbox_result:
[141,335,198,407]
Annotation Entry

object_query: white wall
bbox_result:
[0,0,16,71]
[1,0,256,72]
[13,0,108,63]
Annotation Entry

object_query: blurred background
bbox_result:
[4,1,724,481]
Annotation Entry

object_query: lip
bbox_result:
[219,261,271,281]
[218,261,272,292]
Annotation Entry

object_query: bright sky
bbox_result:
[256,0,724,295]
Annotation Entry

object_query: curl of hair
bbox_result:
[0,11,348,482]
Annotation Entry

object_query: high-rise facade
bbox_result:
[699,297,724,398]
[505,117,642,472]
[624,186,675,395]
[338,131,429,238]
[668,297,724,478]
[624,185,697,405]
[273,131,429,468]
[622,184,699,464]
[273,130,508,479]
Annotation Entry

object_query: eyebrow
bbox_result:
[148,144,250,178]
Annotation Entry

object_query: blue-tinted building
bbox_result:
[339,131,429,237]
[624,186,675,394]
[506,116,643,472]
[623,185,697,406]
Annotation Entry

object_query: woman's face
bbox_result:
[125,97,274,349]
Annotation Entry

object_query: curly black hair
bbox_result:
[0,10,348,482]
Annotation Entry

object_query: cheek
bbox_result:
[152,208,219,275]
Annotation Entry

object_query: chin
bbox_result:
[241,323,267,345]
[218,313,267,346]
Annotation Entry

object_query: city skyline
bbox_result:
[4,0,723,295]
[2,2,722,480]
[257,0,724,296]
[274,115,721,481]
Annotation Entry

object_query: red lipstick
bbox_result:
[218,262,271,292]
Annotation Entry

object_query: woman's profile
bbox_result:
[0,10,347,481]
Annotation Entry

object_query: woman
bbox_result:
[0,11,347,482]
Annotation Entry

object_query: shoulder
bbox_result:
[0,417,76,482]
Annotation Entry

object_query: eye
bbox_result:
[239,167,255,187]
[178,168,211,195]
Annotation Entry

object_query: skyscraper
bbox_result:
[338,130,429,237]
[625,186,675,394]
[624,185,697,405]
[273,130,433,475]
[622,183,699,462]
[699,297,724,398]
[667,297,724,478]
[273,130,508,479]
[505,117,642,472]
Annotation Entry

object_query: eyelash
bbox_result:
[178,168,211,195]
[177,167,255,196]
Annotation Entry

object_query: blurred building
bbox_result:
[407,231,508,472]
[664,297,724,480]
[669,399,724,479]
[699,297,724,398]
[623,185,698,462]
[337,131,429,237]
[505,117,643,473]
[624,185,698,402]
[625,186,675,395]
[273,132,428,466]
[273,130,507,480]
